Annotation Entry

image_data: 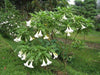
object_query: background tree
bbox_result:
[74,0,97,19]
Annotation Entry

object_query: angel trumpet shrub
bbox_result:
[30,36,33,41]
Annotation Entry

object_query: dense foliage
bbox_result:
[0,0,96,69]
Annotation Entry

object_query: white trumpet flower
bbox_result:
[43,35,49,39]
[18,51,23,58]
[34,31,39,38]
[69,27,74,33]
[26,20,31,27]
[46,58,52,65]
[65,27,73,33]
[53,53,58,59]
[65,27,69,33]
[63,15,67,20]
[81,25,86,29]
[65,27,73,36]
[30,36,33,41]
[38,30,43,37]
[24,60,30,67]
[14,36,21,42]
[21,53,26,60]
[28,61,34,68]
[41,59,47,67]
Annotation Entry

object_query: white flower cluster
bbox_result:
[18,51,58,68]
[13,31,49,42]
[34,30,49,40]
[65,27,74,36]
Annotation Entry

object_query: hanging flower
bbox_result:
[18,51,23,58]
[69,27,74,33]
[65,27,73,33]
[41,59,47,67]
[26,20,31,27]
[81,25,86,29]
[43,35,49,39]
[46,58,52,65]
[30,36,34,41]
[38,30,43,37]
[65,27,69,33]
[53,53,58,59]
[62,14,67,20]
[65,27,73,36]
[14,36,21,42]
[34,31,39,38]
[24,60,30,67]
[21,53,26,60]
[27,60,34,68]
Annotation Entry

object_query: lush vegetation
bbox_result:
[0,0,100,75]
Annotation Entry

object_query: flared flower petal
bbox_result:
[28,60,34,68]
[34,32,39,38]
[41,59,47,67]
[65,27,69,33]
[38,30,43,37]
[43,35,49,39]
[81,25,86,29]
[24,60,30,67]
[46,58,52,65]
[69,27,74,33]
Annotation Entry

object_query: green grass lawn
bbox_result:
[71,30,100,43]
[0,33,100,75]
